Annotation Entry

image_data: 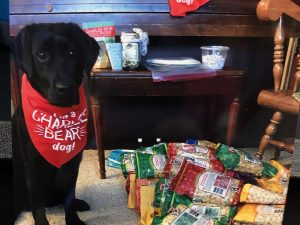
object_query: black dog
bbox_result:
[12,23,99,225]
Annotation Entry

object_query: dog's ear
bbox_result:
[69,23,99,76]
[11,25,35,78]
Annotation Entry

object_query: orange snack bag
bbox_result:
[234,204,285,225]
[240,183,286,204]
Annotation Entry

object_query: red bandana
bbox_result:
[21,75,88,168]
[169,0,209,16]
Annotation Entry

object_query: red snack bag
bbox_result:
[135,178,158,213]
[170,161,243,206]
[165,143,211,177]
[165,143,224,180]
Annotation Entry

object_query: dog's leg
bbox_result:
[64,188,86,225]
[56,153,87,225]
[26,172,50,225]
[73,199,90,212]
[13,113,50,225]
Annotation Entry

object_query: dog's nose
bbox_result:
[55,83,70,94]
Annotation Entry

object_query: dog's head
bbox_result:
[12,23,99,107]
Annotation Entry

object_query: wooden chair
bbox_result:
[255,0,300,159]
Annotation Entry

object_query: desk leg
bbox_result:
[91,102,106,179]
[226,97,240,145]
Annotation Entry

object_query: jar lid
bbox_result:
[200,46,229,51]
[121,32,140,43]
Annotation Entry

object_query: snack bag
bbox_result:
[215,144,277,178]
[153,178,192,217]
[107,149,135,169]
[188,205,236,225]
[165,143,212,177]
[168,150,224,182]
[121,153,136,178]
[83,21,115,68]
[140,185,156,225]
[170,161,243,206]
[153,189,175,225]
[256,160,290,195]
[139,143,168,155]
[240,183,286,204]
[186,139,219,149]
[128,173,136,209]
[121,144,167,177]
[233,204,285,225]
[153,178,171,213]
[135,178,158,213]
[135,152,167,179]
[161,204,215,225]
[167,143,211,158]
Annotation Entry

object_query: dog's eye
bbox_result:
[68,50,75,56]
[36,51,49,62]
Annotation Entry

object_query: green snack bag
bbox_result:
[190,205,236,225]
[135,152,167,179]
[153,178,170,209]
[107,149,135,169]
[139,143,168,155]
[160,204,215,225]
[153,191,193,225]
[170,193,193,209]
[215,144,277,178]
[120,153,136,178]
[153,178,174,220]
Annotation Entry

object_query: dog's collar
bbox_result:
[21,74,88,168]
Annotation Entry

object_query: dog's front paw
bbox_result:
[35,219,50,225]
[66,215,86,225]
[73,199,90,212]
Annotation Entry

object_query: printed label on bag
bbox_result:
[193,158,210,169]
[256,205,285,214]
[198,172,231,198]
[181,144,209,154]
[191,205,221,219]
[244,154,262,164]
[172,208,214,225]
[152,155,167,171]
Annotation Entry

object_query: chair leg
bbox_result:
[256,111,283,159]
[273,148,281,160]
[226,97,240,146]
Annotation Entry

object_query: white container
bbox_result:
[200,46,229,69]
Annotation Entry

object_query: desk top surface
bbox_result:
[88,68,245,97]
[9,0,300,37]
[91,68,245,79]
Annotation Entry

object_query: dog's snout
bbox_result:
[55,83,70,94]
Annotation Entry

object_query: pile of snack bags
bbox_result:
[107,139,290,225]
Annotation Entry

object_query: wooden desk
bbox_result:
[10,0,300,179]
[89,69,244,178]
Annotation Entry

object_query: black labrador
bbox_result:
[12,23,99,225]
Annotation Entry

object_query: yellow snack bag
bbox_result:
[256,160,290,195]
[140,185,156,225]
[240,183,286,204]
[128,173,136,208]
[234,204,285,225]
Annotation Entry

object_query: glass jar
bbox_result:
[121,32,141,70]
